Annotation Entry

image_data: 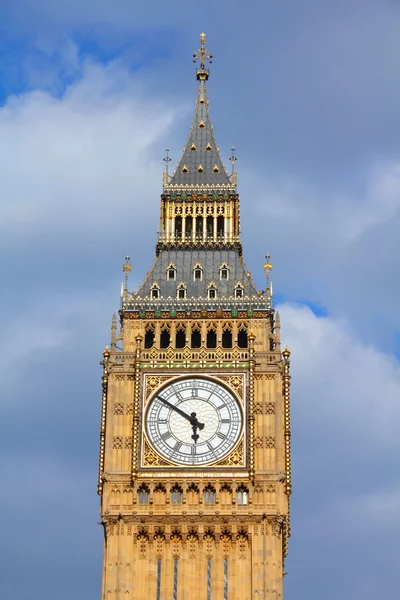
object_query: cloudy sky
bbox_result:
[1,1,400,598]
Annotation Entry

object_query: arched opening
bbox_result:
[175,328,186,348]
[151,287,159,299]
[238,328,248,348]
[186,216,193,238]
[206,216,213,238]
[222,329,232,348]
[204,485,216,505]
[208,286,217,299]
[196,216,203,238]
[144,327,155,349]
[237,485,249,505]
[175,216,182,238]
[160,329,170,348]
[138,484,150,505]
[167,267,176,281]
[235,286,243,298]
[171,484,183,505]
[191,328,201,348]
[217,215,224,238]
[207,329,217,348]
[177,285,186,299]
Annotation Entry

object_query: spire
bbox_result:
[166,33,233,190]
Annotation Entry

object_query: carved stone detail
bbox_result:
[265,402,275,415]
[142,438,171,467]
[114,402,124,415]
[214,438,244,467]
[145,375,175,401]
[215,374,244,398]
[126,403,134,415]
[265,437,275,449]
[113,436,123,449]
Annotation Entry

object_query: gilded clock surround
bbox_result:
[98,33,292,600]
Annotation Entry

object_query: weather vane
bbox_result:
[193,32,213,71]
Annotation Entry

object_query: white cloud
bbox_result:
[0,57,184,243]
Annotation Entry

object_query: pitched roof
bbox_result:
[169,73,231,188]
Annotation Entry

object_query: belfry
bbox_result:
[98,33,292,599]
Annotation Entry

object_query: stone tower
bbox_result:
[98,33,292,600]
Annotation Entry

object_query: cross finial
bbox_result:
[122,254,132,291]
[230,146,238,173]
[163,148,171,175]
[193,32,213,78]
[264,254,272,282]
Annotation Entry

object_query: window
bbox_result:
[206,216,213,238]
[151,287,159,299]
[175,327,186,348]
[193,263,203,281]
[219,263,229,280]
[160,328,170,348]
[167,267,176,281]
[171,485,183,505]
[204,485,216,505]
[238,328,248,348]
[207,329,217,349]
[175,216,182,238]
[235,286,243,298]
[138,484,150,505]
[191,328,201,348]
[186,216,193,238]
[196,216,203,238]
[222,328,232,348]
[237,485,249,505]
[144,326,155,349]
[208,286,217,299]
[217,215,224,238]
[177,286,186,299]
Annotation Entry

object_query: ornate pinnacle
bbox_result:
[122,254,132,291]
[193,32,213,80]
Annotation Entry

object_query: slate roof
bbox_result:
[169,76,231,188]
[135,249,261,300]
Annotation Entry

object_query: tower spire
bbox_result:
[166,33,234,190]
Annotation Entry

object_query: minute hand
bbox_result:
[156,395,194,423]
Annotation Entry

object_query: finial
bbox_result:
[122,254,132,291]
[264,254,272,283]
[230,146,238,174]
[193,32,213,80]
[163,148,171,175]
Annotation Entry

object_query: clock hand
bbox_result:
[157,395,194,423]
[157,396,204,442]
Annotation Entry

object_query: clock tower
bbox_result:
[98,33,292,599]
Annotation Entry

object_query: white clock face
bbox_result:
[145,377,242,466]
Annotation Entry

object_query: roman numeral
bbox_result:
[161,432,172,441]
[217,432,226,439]
[217,403,226,410]
[173,441,182,452]
[221,418,230,423]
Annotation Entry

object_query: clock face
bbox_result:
[145,377,242,466]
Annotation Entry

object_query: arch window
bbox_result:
[186,216,193,238]
[171,484,183,505]
[208,285,217,300]
[145,324,155,349]
[222,327,233,348]
[235,284,244,298]
[177,283,187,299]
[191,325,201,348]
[217,215,224,238]
[204,485,216,505]
[167,265,177,281]
[175,325,186,349]
[160,326,171,349]
[175,216,182,238]
[237,485,249,505]
[206,216,213,238]
[238,327,248,349]
[196,216,203,238]
[193,263,203,281]
[206,328,217,349]
[138,484,150,505]
[219,263,230,280]
[150,284,160,299]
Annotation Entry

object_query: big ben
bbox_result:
[98,33,292,600]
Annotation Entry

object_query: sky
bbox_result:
[1,0,400,598]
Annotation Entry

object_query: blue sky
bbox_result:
[1,1,400,598]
